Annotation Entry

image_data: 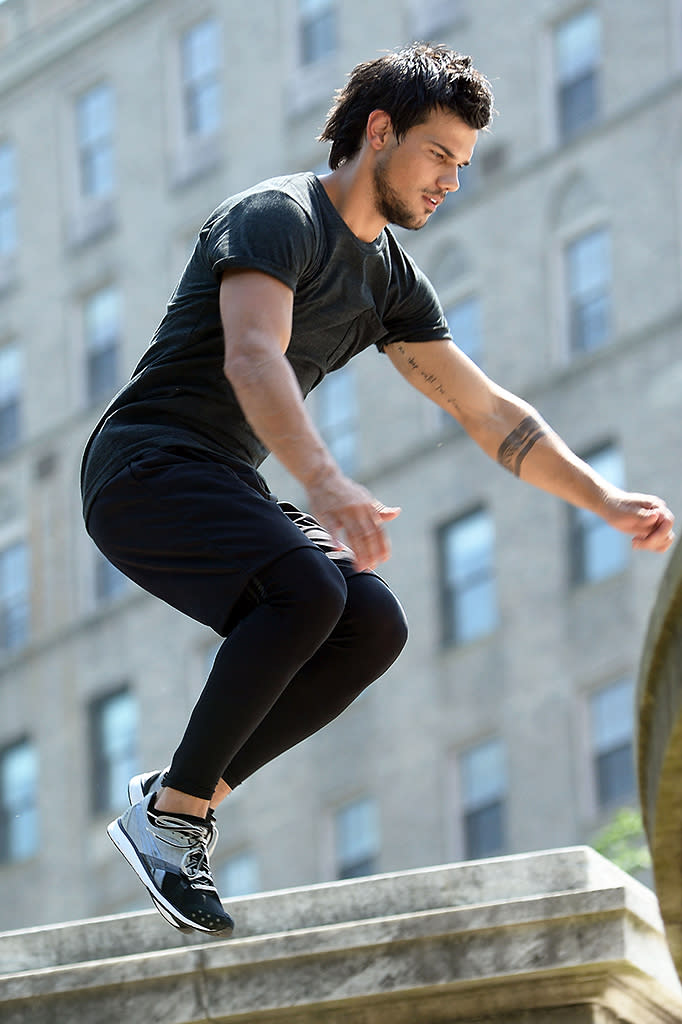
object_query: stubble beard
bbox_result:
[372,155,426,232]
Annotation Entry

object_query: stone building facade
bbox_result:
[0,0,680,929]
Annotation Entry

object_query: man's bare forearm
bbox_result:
[470,393,607,513]
[225,348,338,487]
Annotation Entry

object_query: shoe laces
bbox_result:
[157,814,217,891]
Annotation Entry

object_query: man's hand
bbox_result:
[305,472,400,571]
[601,489,675,552]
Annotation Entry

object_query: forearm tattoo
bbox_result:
[497,415,547,477]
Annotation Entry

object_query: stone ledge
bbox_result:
[1,847,681,1023]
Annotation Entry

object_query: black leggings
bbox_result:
[86,452,408,800]
[168,547,407,797]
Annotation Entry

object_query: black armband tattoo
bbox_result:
[497,415,547,477]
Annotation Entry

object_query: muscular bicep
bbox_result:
[386,338,500,427]
[219,270,294,377]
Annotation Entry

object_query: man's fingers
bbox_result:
[375,504,401,522]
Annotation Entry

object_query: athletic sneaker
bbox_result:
[107,791,234,936]
[126,768,221,932]
[128,768,220,855]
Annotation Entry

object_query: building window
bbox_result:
[218,851,260,898]
[76,83,115,200]
[94,549,127,604]
[0,541,30,655]
[316,366,357,475]
[84,286,120,404]
[555,8,601,141]
[181,19,221,139]
[0,141,17,256]
[570,444,628,584]
[89,688,139,814]
[439,508,497,646]
[446,296,482,366]
[460,738,506,860]
[0,343,21,454]
[565,227,611,355]
[335,797,379,879]
[298,0,337,66]
[0,739,38,862]
[590,679,635,809]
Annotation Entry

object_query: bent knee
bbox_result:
[349,573,408,661]
[257,546,348,635]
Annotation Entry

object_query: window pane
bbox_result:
[94,550,127,603]
[182,20,221,137]
[316,367,357,475]
[441,509,497,645]
[556,9,601,82]
[591,679,634,751]
[454,578,497,644]
[461,739,506,807]
[595,744,635,806]
[464,802,504,859]
[590,680,635,808]
[299,0,336,65]
[0,740,38,861]
[460,739,506,859]
[566,229,611,353]
[0,142,16,254]
[335,797,379,879]
[0,541,30,652]
[571,446,627,582]
[85,288,120,402]
[0,344,21,452]
[76,84,114,198]
[555,9,601,139]
[219,852,260,897]
[91,689,139,813]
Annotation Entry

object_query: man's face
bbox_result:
[372,109,478,230]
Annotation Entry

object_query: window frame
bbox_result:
[0,342,21,455]
[569,443,628,585]
[589,678,636,811]
[553,7,602,143]
[334,795,379,880]
[438,506,498,647]
[0,539,30,656]
[0,737,39,863]
[88,686,139,815]
[564,224,612,356]
[459,738,507,860]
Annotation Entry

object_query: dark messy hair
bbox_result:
[319,43,495,170]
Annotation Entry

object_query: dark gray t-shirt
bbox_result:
[81,172,450,517]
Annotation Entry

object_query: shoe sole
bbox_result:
[127,773,192,931]
[107,817,234,937]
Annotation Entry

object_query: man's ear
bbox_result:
[366,109,393,152]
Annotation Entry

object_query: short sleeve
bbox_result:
[202,190,317,292]
[378,264,451,351]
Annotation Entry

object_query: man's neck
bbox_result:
[317,162,386,243]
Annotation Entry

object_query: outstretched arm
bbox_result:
[387,339,674,552]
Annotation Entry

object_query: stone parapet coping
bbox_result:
[1,847,680,1023]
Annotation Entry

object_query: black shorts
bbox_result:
[85,445,359,636]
